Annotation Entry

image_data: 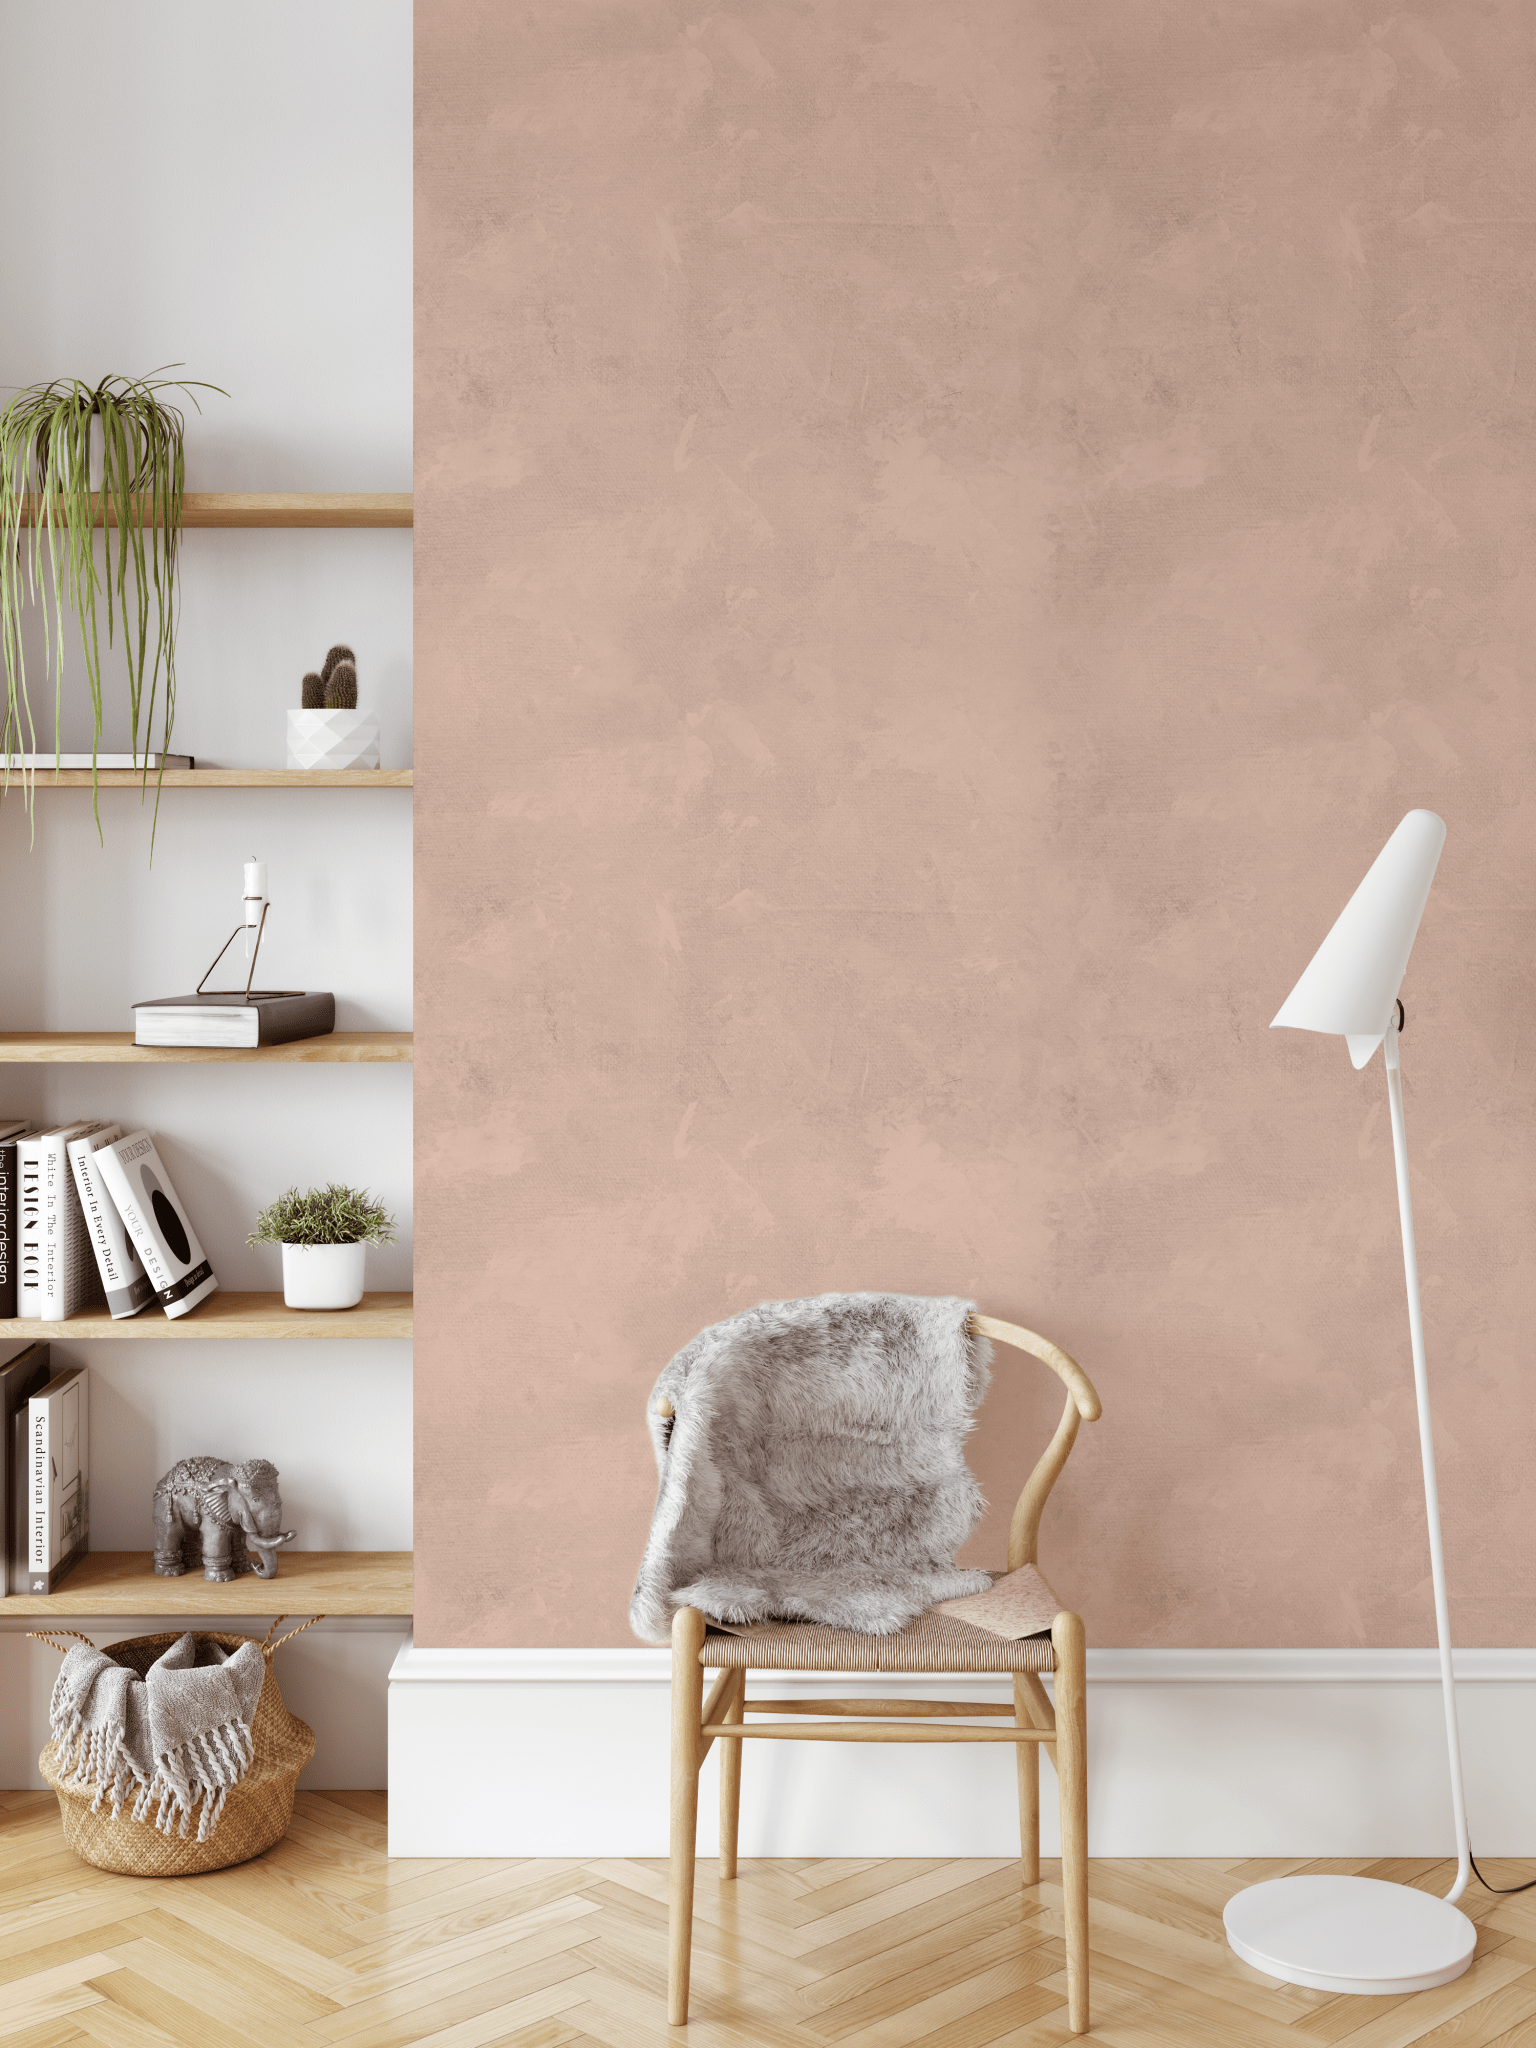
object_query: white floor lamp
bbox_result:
[1223,808,1477,1996]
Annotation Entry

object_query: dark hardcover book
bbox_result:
[0,1122,28,1319]
[131,990,336,1050]
[1,1340,50,1596]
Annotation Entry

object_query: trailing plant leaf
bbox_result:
[247,1182,398,1248]
[0,367,225,843]
[301,671,325,708]
[320,643,355,683]
[325,659,358,710]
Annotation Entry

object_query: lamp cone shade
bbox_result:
[1271,809,1445,1068]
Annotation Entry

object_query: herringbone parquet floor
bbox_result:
[5,1791,1536,2048]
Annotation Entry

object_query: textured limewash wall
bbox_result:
[416,3,1536,1649]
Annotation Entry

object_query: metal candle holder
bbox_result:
[195,904,301,1001]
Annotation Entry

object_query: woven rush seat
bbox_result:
[702,1607,1057,1674]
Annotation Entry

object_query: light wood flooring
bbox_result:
[5,1792,1536,2047]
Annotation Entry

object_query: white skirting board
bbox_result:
[388,1643,1536,1859]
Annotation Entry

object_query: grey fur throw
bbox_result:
[629,1293,995,1644]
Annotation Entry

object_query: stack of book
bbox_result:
[0,1124,218,1323]
[1,1341,90,1593]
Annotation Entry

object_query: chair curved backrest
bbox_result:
[968,1314,1102,1575]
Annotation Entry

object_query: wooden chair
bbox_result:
[662,1313,1102,2036]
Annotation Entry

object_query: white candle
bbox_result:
[243,857,267,961]
[243,858,267,925]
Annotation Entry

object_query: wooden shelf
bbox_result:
[4,1550,412,1615]
[18,493,412,529]
[0,1291,412,1341]
[0,1032,412,1064]
[6,767,412,788]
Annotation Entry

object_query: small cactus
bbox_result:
[301,671,325,709]
[325,659,358,710]
[321,643,356,685]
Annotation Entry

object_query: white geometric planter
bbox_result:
[281,1241,367,1310]
[287,709,380,772]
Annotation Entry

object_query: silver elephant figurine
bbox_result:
[152,1456,297,1582]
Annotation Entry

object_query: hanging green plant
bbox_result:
[0,367,225,837]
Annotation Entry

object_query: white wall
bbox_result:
[0,0,412,1787]
[0,0,410,491]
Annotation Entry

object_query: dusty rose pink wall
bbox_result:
[416,2,1536,1649]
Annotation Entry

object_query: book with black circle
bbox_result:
[94,1132,218,1319]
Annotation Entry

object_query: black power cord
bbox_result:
[1471,1847,1536,1896]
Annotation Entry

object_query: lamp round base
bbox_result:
[1224,1876,1475,1995]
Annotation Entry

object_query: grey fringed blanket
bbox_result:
[48,1631,265,1842]
[629,1293,995,1644]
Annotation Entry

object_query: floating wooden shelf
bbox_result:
[0,1291,412,1341]
[18,493,412,529]
[5,1550,413,1616]
[5,767,413,788]
[0,1032,413,1064]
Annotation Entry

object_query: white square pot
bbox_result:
[281,1241,367,1309]
[287,709,380,771]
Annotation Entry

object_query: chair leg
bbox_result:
[1012,1674,1040,1885]
[719,1668,744,1880]
[1053,1610,1089,2037]
[669,1606,707,2025]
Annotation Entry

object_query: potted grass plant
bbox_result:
[248,1183,398,1311]
[0,368,223,832]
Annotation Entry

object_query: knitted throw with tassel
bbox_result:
[47,1631,266,1842]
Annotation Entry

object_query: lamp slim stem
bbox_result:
[1384,1022,1470,1904]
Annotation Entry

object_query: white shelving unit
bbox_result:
[0,496,415,1789]
[0,0,415,1797]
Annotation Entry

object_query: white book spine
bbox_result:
[70,1129,152,1320]
[15,1137,45,1317]
[28,1372,87,1584]
[96,1133,218,1319]
[28,1393,48,1572]
[41,1125,103,1322]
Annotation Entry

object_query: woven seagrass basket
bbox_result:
[32,1616,319,1876]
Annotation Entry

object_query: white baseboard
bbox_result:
[387,1643,1536,1858]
